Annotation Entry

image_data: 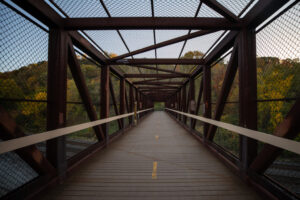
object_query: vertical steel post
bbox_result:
[238,29,257,170]
[101,65,110,145]
[120,77,126,129]
[203,65,211,139]
[46,29,68,180]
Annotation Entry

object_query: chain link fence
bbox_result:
[0,2,48,197]
[256,2,300,197]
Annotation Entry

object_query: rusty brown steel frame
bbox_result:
[3,0,296,199]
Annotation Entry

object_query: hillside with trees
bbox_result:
[0,52,299,153]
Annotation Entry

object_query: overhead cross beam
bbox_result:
[62,17,242,30]
[202,0,238,22]
[134,81,183,85]
[112,30,217,60]
[108,59,204,65]
[138,86,179,90]
[124,74,189,78]
[122,65,188,75]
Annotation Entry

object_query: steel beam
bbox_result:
[124,74,189,78]
[250,98,300,173]
[112,30,217,60]
[238,29,257,170]
[108,58,204,65]
[134,81,183,86]
[121,65,188,75]
[46,29,68,178]
[100,65,110,143]
[68,39,105,141]
[203,65,211,138]
[63,17,242,30]
[0,106,55,175]
[192,77,203,129]
[207,44,238,140]
[133,79,182,84]
[109,77,122,129]
[120,77,126,128]
[202,0,238,22]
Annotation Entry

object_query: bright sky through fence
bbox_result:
[0,0,299,73]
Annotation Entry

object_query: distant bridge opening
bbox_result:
[154,102,165,111]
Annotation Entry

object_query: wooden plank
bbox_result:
[67,39,104,141]
[250,98,300,173]
[0,106,55,175]
[207,44,238,140]
[39,112,260,200]
[46,29,68,177]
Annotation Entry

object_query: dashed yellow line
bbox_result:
[152,161,157,179]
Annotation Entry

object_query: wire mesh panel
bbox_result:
[255,2,300,197]
[216,0,252,16]
[182,31,225,58]
[85,31,128,56]
[103,0,151,17]
[197,3,223,18]
[0,2,48,135]
[109,74,121,135]
[120,30,154,52]
[0,151,38,198]
[154,0,199,17]
[65,53,101,159]
[51,0,108,18]
[0,3,50,196]
[209,52,240,157]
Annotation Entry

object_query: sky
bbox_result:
[0,0,299,72]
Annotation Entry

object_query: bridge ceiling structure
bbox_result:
[8,0,282,102]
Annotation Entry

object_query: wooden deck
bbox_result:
[40,111,261,200]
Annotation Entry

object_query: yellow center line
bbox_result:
[152,161,157,179]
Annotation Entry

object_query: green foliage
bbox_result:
[154,102,165,111]
[0,53,299,154]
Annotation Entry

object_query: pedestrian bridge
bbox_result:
[0,0,299,199]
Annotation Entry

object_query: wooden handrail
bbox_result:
[165,108,300,155]
[0,108,153,154]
